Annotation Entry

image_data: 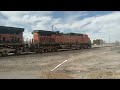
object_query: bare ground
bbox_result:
[0,45,120,79]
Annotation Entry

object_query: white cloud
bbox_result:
[8,15,52,25]
[85,12,120,42]
[63,11,88,21]
[55,11,120,43]
[0,11,53,17]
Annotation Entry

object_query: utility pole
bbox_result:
[109,35,110,44]
[52,25,54,31]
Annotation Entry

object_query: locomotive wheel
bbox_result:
[52,49,55,52]
[18,49,23,54]
[42,50,44,53]
[54,49,58,52]
[1,53,8,57]
[75,48,78,50]
[81,47,83,49]
[44,49,48,53]
[47,50,50,52]
[51,49,53,52]
[35,51,39,53]
[79,47,81,49]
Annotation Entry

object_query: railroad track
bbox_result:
[0,45,111,57]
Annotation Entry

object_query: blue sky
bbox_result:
[0,11,120,43]
[53,11,112,19]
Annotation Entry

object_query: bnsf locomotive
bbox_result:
[0,26,91,56]
[0,26,25,56]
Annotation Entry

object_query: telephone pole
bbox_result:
[52,25,54,31]
[109,35,110,44]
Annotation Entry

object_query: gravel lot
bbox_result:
[0,45,120,79]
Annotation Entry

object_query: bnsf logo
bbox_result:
[40,37,55,42]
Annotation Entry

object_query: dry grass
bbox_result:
[41,71,73,79]
[87,70,114,79]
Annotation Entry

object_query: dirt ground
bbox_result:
[0,45,120,79]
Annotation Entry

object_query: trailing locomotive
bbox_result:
[0,26,24,56]
[0,26,91,56]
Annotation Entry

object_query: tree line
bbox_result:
[93,39,105,45]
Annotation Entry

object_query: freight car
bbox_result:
[31,30,91,53]
[0,26,24,56]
